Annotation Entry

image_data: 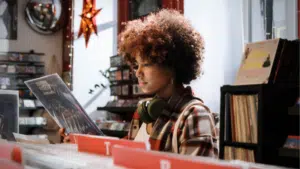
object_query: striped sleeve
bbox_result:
[178,105,219,157]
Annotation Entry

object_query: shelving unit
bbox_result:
[0,51,47,136]
[219,84,299,168]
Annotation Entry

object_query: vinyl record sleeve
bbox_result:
[25,74,104,136]
[235,38,283,85]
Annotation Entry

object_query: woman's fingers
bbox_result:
[59,128,66,137]
[63,136,70,143]
[59,128,71,143]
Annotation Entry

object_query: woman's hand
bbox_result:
[58,128,70,143]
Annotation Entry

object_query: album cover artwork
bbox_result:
[25,74,104,135]
[235,38,281,85]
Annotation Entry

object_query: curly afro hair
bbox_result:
[118,9,205,84]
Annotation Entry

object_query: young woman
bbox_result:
[60,9,218,158]
[118,9,218,157]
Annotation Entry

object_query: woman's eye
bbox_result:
[143,63,152,67]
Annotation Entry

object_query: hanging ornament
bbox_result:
[78,0,102,47]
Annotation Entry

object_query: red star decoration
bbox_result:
[78,0,102,47]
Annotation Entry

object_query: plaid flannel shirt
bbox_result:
[128,88,219,158]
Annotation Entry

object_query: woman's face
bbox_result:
[133,56,173,97]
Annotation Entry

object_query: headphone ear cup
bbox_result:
[147,98,168,120]
[137,101,155,124]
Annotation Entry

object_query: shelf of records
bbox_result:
[109,68,134,82]
[96,120,130,138]
[96,120,130,131]
[0,64,44,74]
[220,83,299,168]
[224,93,258,144]
[19,117,47,126]
[110,84,145,96]
[223,146,256,162]
[0,75,44,90]
[110,54,127,68]
[109,55,146,96]
[0,51,44,63]
[19,98,43,110]
[19,89,36,99]
[106,99,139,107]
[0,53,45,88]
[92,111,130,138]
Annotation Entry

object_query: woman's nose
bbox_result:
[135,66,143,78]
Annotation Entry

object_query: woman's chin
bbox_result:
[140,89,155,95]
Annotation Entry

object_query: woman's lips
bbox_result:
[139,82,147,86]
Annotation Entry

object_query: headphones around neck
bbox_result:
[137,91,202,124]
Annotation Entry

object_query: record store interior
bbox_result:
[0,0,299,169]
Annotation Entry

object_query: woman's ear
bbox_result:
[169,68,176,85]
[161,65,175,85]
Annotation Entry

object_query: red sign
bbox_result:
[0,159,23,169]
[77,134,148,156]
[0,143,22,164]
[69,133,79,144]
[112,146,241,169]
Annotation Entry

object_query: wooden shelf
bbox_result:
[97,107,137,114]
[223,141,258,149]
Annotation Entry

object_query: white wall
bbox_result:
[72,0,118,114]
[185,0,244,113]
[0,0,63,75]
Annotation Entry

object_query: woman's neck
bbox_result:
[156,83,184,99]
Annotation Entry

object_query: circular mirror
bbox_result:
[25,0,65,35]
